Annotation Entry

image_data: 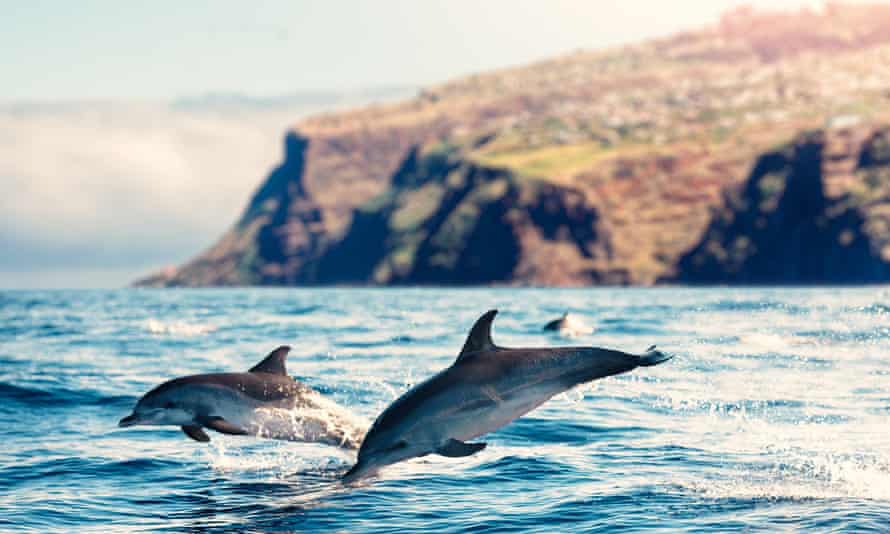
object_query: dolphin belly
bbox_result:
[413,379,564,445]
[188,385,263,429]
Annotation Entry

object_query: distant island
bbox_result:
[136,4,890,287]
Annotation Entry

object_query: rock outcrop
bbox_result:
[137,133,326,286]
[313,143,614,285]
[672,127,890,283]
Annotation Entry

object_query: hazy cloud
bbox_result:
[0,95,406,288]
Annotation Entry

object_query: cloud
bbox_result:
[0,90,413,288]
[0,99,349,288]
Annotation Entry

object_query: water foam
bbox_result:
[143,318,215,336]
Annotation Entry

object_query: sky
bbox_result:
[0,0,830,101]
[0,0,840,288]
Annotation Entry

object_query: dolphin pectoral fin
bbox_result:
[182,425,211,442]
[197,416,249,436]
[436,438,487,458]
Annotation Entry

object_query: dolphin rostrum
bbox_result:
[343,310,671,482]
[119,346,366,448]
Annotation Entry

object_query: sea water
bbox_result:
[0,288,888,532]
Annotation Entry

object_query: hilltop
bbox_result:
[137,3,890,287]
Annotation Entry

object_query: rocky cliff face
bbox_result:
[313,143,614,286]
[672,127,890,283]
[138,123,890,287]
[137,133,326,286]
[136,4,890,287]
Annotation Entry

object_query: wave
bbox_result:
[677,451,890,501]
[1,455,189,490]
[144,319,215,336]
[275,304,323,316]
[849,303,890,315]
[0,382,133,408]
[706,300,808,313]
[204,441,352,478]
[0,322,81,338]
[496,417,650,445]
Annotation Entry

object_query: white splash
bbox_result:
[144,319,215,336]
[204,439,352,478]
[249,394,369,449]
[547,313,594,337]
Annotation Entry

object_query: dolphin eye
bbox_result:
[388,441,408,452]
[163,402,175,409]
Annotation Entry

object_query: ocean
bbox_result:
[1,288,888,532]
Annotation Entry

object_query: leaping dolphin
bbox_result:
[343,310,671,482]
[119,346,366,448]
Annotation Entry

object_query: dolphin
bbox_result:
[119,346,366,448]
[342,310,671,482]
[543,312,592,336]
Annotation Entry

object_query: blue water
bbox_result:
[1,288,889,532]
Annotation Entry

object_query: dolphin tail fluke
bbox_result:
[638,346,672,367]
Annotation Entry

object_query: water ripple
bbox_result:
[0,287,888,531]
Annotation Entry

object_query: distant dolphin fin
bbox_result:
[181,425,210,442]
[248,345,291,375]
[457,310,498,362]
[436,438,487,457]
[543,319,561,331]
[197,416,248,436]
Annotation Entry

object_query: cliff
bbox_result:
[672,127,890,283]
[136,4,890,287]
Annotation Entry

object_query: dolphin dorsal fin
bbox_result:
[248,346,291,375]
[456,310,498,363]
